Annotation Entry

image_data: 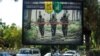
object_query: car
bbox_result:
[31,48,41,56]
[62,50,80,56]
[62,53,73,56]
[16,48,41,56]
[0,52,11,56]
[44,51,61,56]
[53,51,61,56]
[44,53,51,56]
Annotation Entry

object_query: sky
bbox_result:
[0,0,22,27]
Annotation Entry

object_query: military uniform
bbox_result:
[49,14,57,36]
[37,15,45,37]
[60,13,69,37]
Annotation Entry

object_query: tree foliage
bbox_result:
[84,0,100,49]
[1,23,22,48]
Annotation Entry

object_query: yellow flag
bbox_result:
[45,1,53,14]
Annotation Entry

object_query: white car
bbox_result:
[53,51,61,56]
[44,52,61,56]
[44,53,51,56]
[62,50,80,56]
[63,53,73,56]
[16,48,41,56]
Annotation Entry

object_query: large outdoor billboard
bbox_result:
[22,0,83,45]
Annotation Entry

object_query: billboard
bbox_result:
[22,0,83,45]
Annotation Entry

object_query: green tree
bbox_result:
[3,23,22,49]
[84,0,98,49]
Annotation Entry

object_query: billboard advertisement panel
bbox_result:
[22,0,83,45]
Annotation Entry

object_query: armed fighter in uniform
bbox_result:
[37,11,45,37]
[49,14,57,37]
[60,11,69,37]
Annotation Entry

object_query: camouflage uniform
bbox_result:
[60,13,69,37]
[49,14,57,36]
[37,15,45,37]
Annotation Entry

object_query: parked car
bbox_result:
[16,48,41,56]
[62,50,80,56]
[44,51,61,56]
[53,50,61,56]
[31,48,41,56]
[44,53,51,56]
[62,53,73,56]
[0,52,11,56]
